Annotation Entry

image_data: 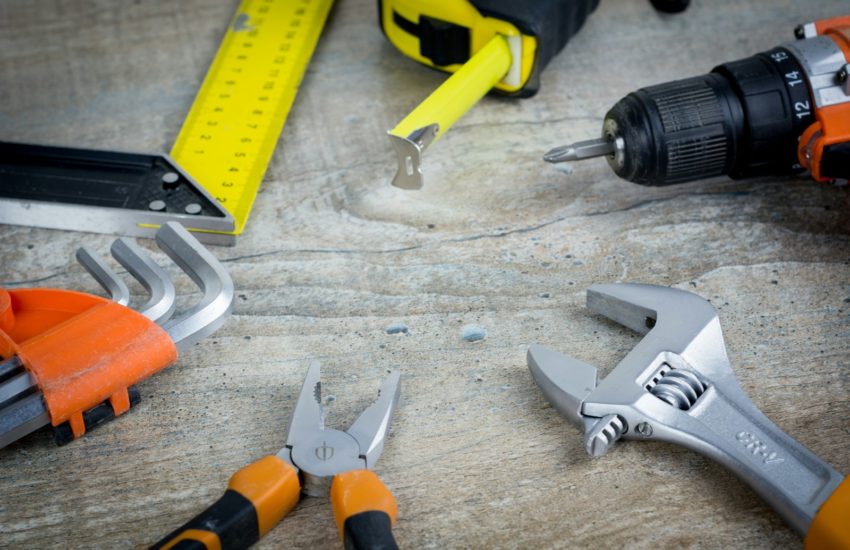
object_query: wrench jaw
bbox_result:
[529,283,736,457]
[527,344,629,457]
[588,283,734,380]
[527,344,597,430]
[587,283,718,336]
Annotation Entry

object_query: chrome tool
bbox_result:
[527,283,849,547]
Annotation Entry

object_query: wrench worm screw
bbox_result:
[648,367,706,410]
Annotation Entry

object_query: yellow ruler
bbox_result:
[171,0,334,236]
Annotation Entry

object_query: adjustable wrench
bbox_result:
[527,283,849,547]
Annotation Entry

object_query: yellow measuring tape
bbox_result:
[388,35,512,189]
[171,0,334,236]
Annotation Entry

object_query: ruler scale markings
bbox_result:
[171,0,333,235]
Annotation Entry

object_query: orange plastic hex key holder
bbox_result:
[153,361,401,550]
[0,222,233,449]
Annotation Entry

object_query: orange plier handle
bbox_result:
[152,456,398,550]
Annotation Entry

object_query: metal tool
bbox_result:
[545,15,850,185]
[380,0,691,189]
[0,221,233,449]
[527,283,849,547]
[0,0,334,244]
[154,361,401,550]
[0,142,235,245]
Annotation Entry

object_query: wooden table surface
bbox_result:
[1,0,849,548]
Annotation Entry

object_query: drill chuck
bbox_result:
[546,17,850,186]
[603,47,813,185]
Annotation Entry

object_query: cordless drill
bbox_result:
[545,16,850,185]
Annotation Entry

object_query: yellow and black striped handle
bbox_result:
[331,470,399,550]
[152,455,300,550]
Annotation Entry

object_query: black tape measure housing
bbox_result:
[378,0,600,97]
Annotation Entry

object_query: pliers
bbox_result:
[527,283,849,548]
[153,361,401,550]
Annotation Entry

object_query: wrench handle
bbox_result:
[681,387,844,535]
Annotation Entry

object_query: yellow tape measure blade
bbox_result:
[171,0,334,235]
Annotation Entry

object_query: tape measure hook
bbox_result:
[388,123,439,190]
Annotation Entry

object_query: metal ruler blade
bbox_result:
[0,0,333,245]
[170,0,334,236]
[0,142,235,245]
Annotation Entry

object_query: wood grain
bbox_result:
[1,0,849,548]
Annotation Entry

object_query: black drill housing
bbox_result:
[606,47,815,185]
